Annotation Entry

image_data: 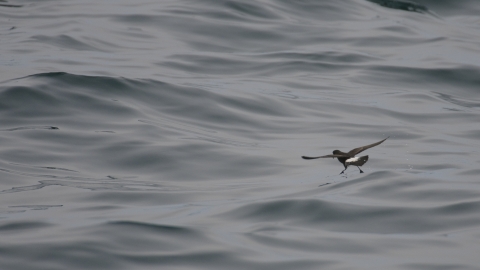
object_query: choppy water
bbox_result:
[1,0,480,269]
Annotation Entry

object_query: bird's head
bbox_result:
[332,150,340,158]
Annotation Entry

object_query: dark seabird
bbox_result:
[302,137,389,174]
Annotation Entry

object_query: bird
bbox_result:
[302,137,389,174]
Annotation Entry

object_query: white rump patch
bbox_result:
[346,157,359,163]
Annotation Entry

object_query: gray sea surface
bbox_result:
[1,0,480,269]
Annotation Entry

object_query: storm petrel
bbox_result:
[302,137,389,174]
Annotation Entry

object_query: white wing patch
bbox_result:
[346,157,359,163]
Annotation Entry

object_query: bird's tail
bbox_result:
[356,155,369,166]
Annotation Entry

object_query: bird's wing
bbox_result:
[302,154,349,160]
[347,136,389,156]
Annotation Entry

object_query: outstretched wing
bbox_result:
[302,154,348,160]
[347,136,389,156]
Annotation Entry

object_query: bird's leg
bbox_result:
[357,166,364,173]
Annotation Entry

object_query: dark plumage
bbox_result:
[302,137,389,174]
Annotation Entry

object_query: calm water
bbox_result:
[1,0,480,269]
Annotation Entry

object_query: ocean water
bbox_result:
[1,0,480,269]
